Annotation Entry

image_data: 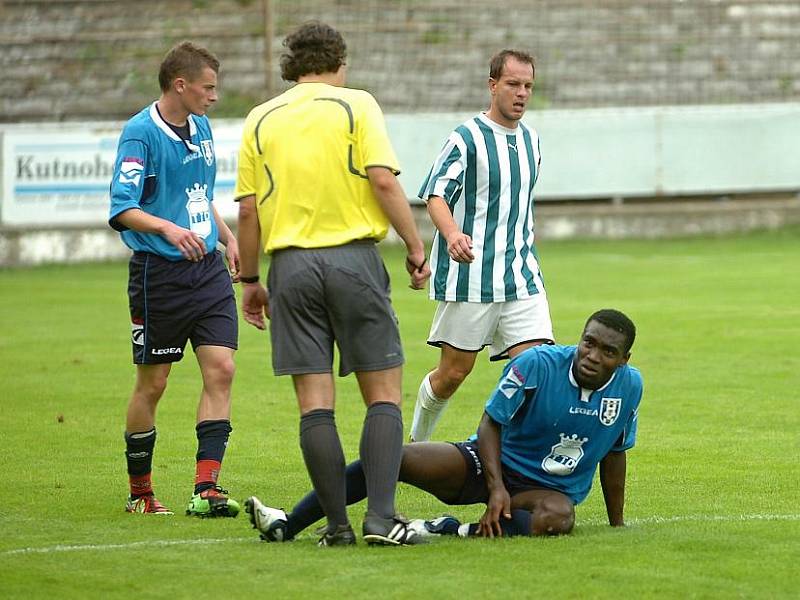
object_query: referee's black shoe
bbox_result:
[362,512,428,546]
[317,523,357,547]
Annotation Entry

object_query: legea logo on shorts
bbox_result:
[151,347,183,355]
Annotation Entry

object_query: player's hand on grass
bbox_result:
[445,231,474,263]
[478,487,512,538]
[242,283,269,330]
[163,223,206,262]
[405,252,431,290]
[224,238,241,282]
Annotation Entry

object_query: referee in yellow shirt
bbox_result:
[235,21,431,547]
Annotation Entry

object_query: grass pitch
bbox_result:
[1,227,799,598]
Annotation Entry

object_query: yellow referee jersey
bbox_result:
[234,82,400,252]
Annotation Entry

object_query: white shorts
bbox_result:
[427,294,554,360]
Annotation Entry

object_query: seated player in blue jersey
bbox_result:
[245,308,642,542]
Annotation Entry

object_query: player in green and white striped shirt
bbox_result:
[411,49,555,442]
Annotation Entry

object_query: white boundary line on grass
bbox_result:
[3,536,254,556]
[4,513,800,555]
[580,513,800,526]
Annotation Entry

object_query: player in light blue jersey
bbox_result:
[411,50,554,442]
[108,42,241,518]
[109,101,219,259]
[246,309,641,541]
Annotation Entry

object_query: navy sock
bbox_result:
[195,419,232,462]
[125,428,156,498]
[463,510,532,537]
[194,420,232,493]
[286,460,367,539]
[500,509,533,536]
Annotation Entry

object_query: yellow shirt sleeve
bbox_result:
[356,92,401,175]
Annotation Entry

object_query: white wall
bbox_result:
[2,103,799,229]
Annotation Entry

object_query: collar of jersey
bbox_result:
[568,356,617,394]
[149,102,200,153]
[477,112,522,136]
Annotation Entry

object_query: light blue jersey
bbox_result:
[109,102,218,260]
[479,344,643,504]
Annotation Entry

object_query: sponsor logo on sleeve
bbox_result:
[119,157,144,186]
[499,365,525,399]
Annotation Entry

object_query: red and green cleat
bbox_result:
[126,494,174,515]
[186,485,240,518]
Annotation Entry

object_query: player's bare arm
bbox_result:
[427,195,474,263]
[476,412,512,537]
[366,166,431,290]
[115,207,205,261]
[599,450,627,527]
[236,194,269,329]
[212,204,240,281]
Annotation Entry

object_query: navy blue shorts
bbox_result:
[128,251,238,364]
[450,440,552,505]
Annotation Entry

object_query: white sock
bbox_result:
[409,372,449,442]
[457,523,472,538]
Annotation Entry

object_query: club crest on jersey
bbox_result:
[200,140,214,166]
[599,397,622,426]
[498,365,525,399]
[542,433,588,476]
[185,183,211,239]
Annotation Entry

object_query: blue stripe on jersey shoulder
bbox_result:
[419,142,464,200]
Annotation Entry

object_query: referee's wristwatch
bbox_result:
[239,275,260,284]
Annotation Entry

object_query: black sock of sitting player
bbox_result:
[286,460,368,539]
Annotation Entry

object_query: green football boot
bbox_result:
[186,485,240,518]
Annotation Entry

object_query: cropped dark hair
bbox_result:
[489,49,535,80]
[158,41,219,92]
[280,21,347,82]
[586,309,637,353]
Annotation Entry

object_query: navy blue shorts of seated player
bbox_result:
[449,440,555,505]
[128,250,238,364]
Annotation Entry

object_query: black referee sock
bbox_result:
[299,409,349,530]
[360,402,403,520]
